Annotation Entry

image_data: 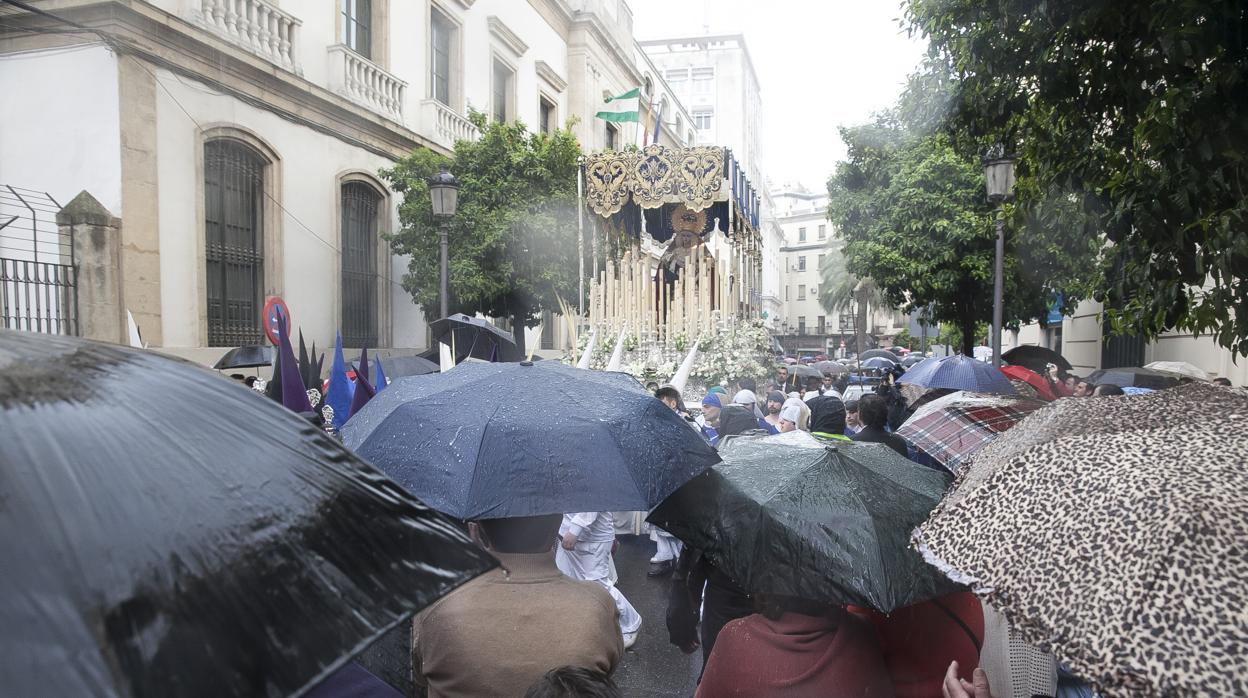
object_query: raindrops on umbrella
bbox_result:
[0,330,496,698]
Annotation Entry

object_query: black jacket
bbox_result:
[851,425,909,457]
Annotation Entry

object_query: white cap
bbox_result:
[779,404,802,424]
[732,389,758,406]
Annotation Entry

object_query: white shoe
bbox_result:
[623,630,639,650]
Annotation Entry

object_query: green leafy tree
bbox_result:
[818,247,885,353]
[827,118,1097,357]
[905,0,1248,355]
[382,112,582,355]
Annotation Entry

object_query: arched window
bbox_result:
[341,181,381,347]
[205,139,267,347]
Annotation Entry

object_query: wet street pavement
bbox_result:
[612,534,703,697]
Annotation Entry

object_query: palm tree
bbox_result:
[819,248,885,356]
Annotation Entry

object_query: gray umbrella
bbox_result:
[650,436,957,612]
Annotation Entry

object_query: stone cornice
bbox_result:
[568,12,642,87]
[487,16,529,57]
[527,0,573,38]
[2,0,443,159]
[449,0,477,9]
[535,59,567,92]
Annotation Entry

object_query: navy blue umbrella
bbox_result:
[899,354,1017,395]
[341,361,721,519]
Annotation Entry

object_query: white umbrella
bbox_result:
[973,345,993,362]
[1144,360,1208,381]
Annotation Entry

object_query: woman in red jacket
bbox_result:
[696,594,894,697]
[850,592,984,698]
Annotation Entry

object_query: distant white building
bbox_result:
[0,0,673,363]
[638,33,778,325]
[770,183,905,357]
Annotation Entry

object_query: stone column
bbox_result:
[57,191,124,344]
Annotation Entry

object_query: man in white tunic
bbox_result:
[557,512,643,649]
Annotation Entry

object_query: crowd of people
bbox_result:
[385,355,1236,698]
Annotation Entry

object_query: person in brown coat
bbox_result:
[413,514,624,697]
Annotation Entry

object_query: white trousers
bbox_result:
[649,529,682,563]
[556,541,642,634]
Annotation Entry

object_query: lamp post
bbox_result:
[984,154,1016,367]
[429,166,459,320]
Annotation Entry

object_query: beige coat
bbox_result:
[413,550,623,697]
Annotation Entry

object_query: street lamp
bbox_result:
[429,165,459,320]
[984,154,1016,367]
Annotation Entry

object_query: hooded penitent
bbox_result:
[807,395,846,436]
[717,405,762,438]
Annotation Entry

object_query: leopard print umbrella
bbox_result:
[914,383,1248,697]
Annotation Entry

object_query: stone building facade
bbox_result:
[0,0,690,363]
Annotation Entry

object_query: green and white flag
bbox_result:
[596,87,641,123]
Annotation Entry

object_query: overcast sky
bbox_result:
[628,0,927,193]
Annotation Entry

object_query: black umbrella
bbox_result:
[212,344,273,369]
[1002,345,1072,374]
[648,436,958,613]
[341,361,721,520]
[902,354,925,368]
[0,330,496,698]
[1087,366,1180,390]
[428,313,520,362]
[788,363,823,381]
[858,348,898,362]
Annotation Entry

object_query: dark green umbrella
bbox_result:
[649,436,958,612]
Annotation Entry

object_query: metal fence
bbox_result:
[0,186,78,335]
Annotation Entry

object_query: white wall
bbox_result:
[153,67,427,352]
[0,44,122,214]
[460,0,569,129]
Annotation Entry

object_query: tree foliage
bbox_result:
[905,0,1248,355]
[382,112,582,354]
[827,117,1098,357]
[819,247,885,354]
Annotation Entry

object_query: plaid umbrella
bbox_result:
[896,391,1045,472]
[913,383,1248,697]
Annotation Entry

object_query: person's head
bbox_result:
[805,376,822,394]
[782,397,810,431]
[645,381,659,393]
[835,375,849,393]
[765,390,785,414]
[524,666,622,698]
[473,514,562,554]
[778,404,801,432]
[1074,379,1095,397]
[1213,377,1233,387]
[229,373,246,382]
[822,373,834,389]
[807,395,846,435]
[716,405,760,437]
[737,377,757,394]
[701,393,723,424]
[732,389,758,409]
[655,385,682,411]
[857,394,889,429]
[1093,383,1125,396]
[243,375,258,388]
[776,365,789,382]
[844,399,861,429]
[1064,374,1078,391]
